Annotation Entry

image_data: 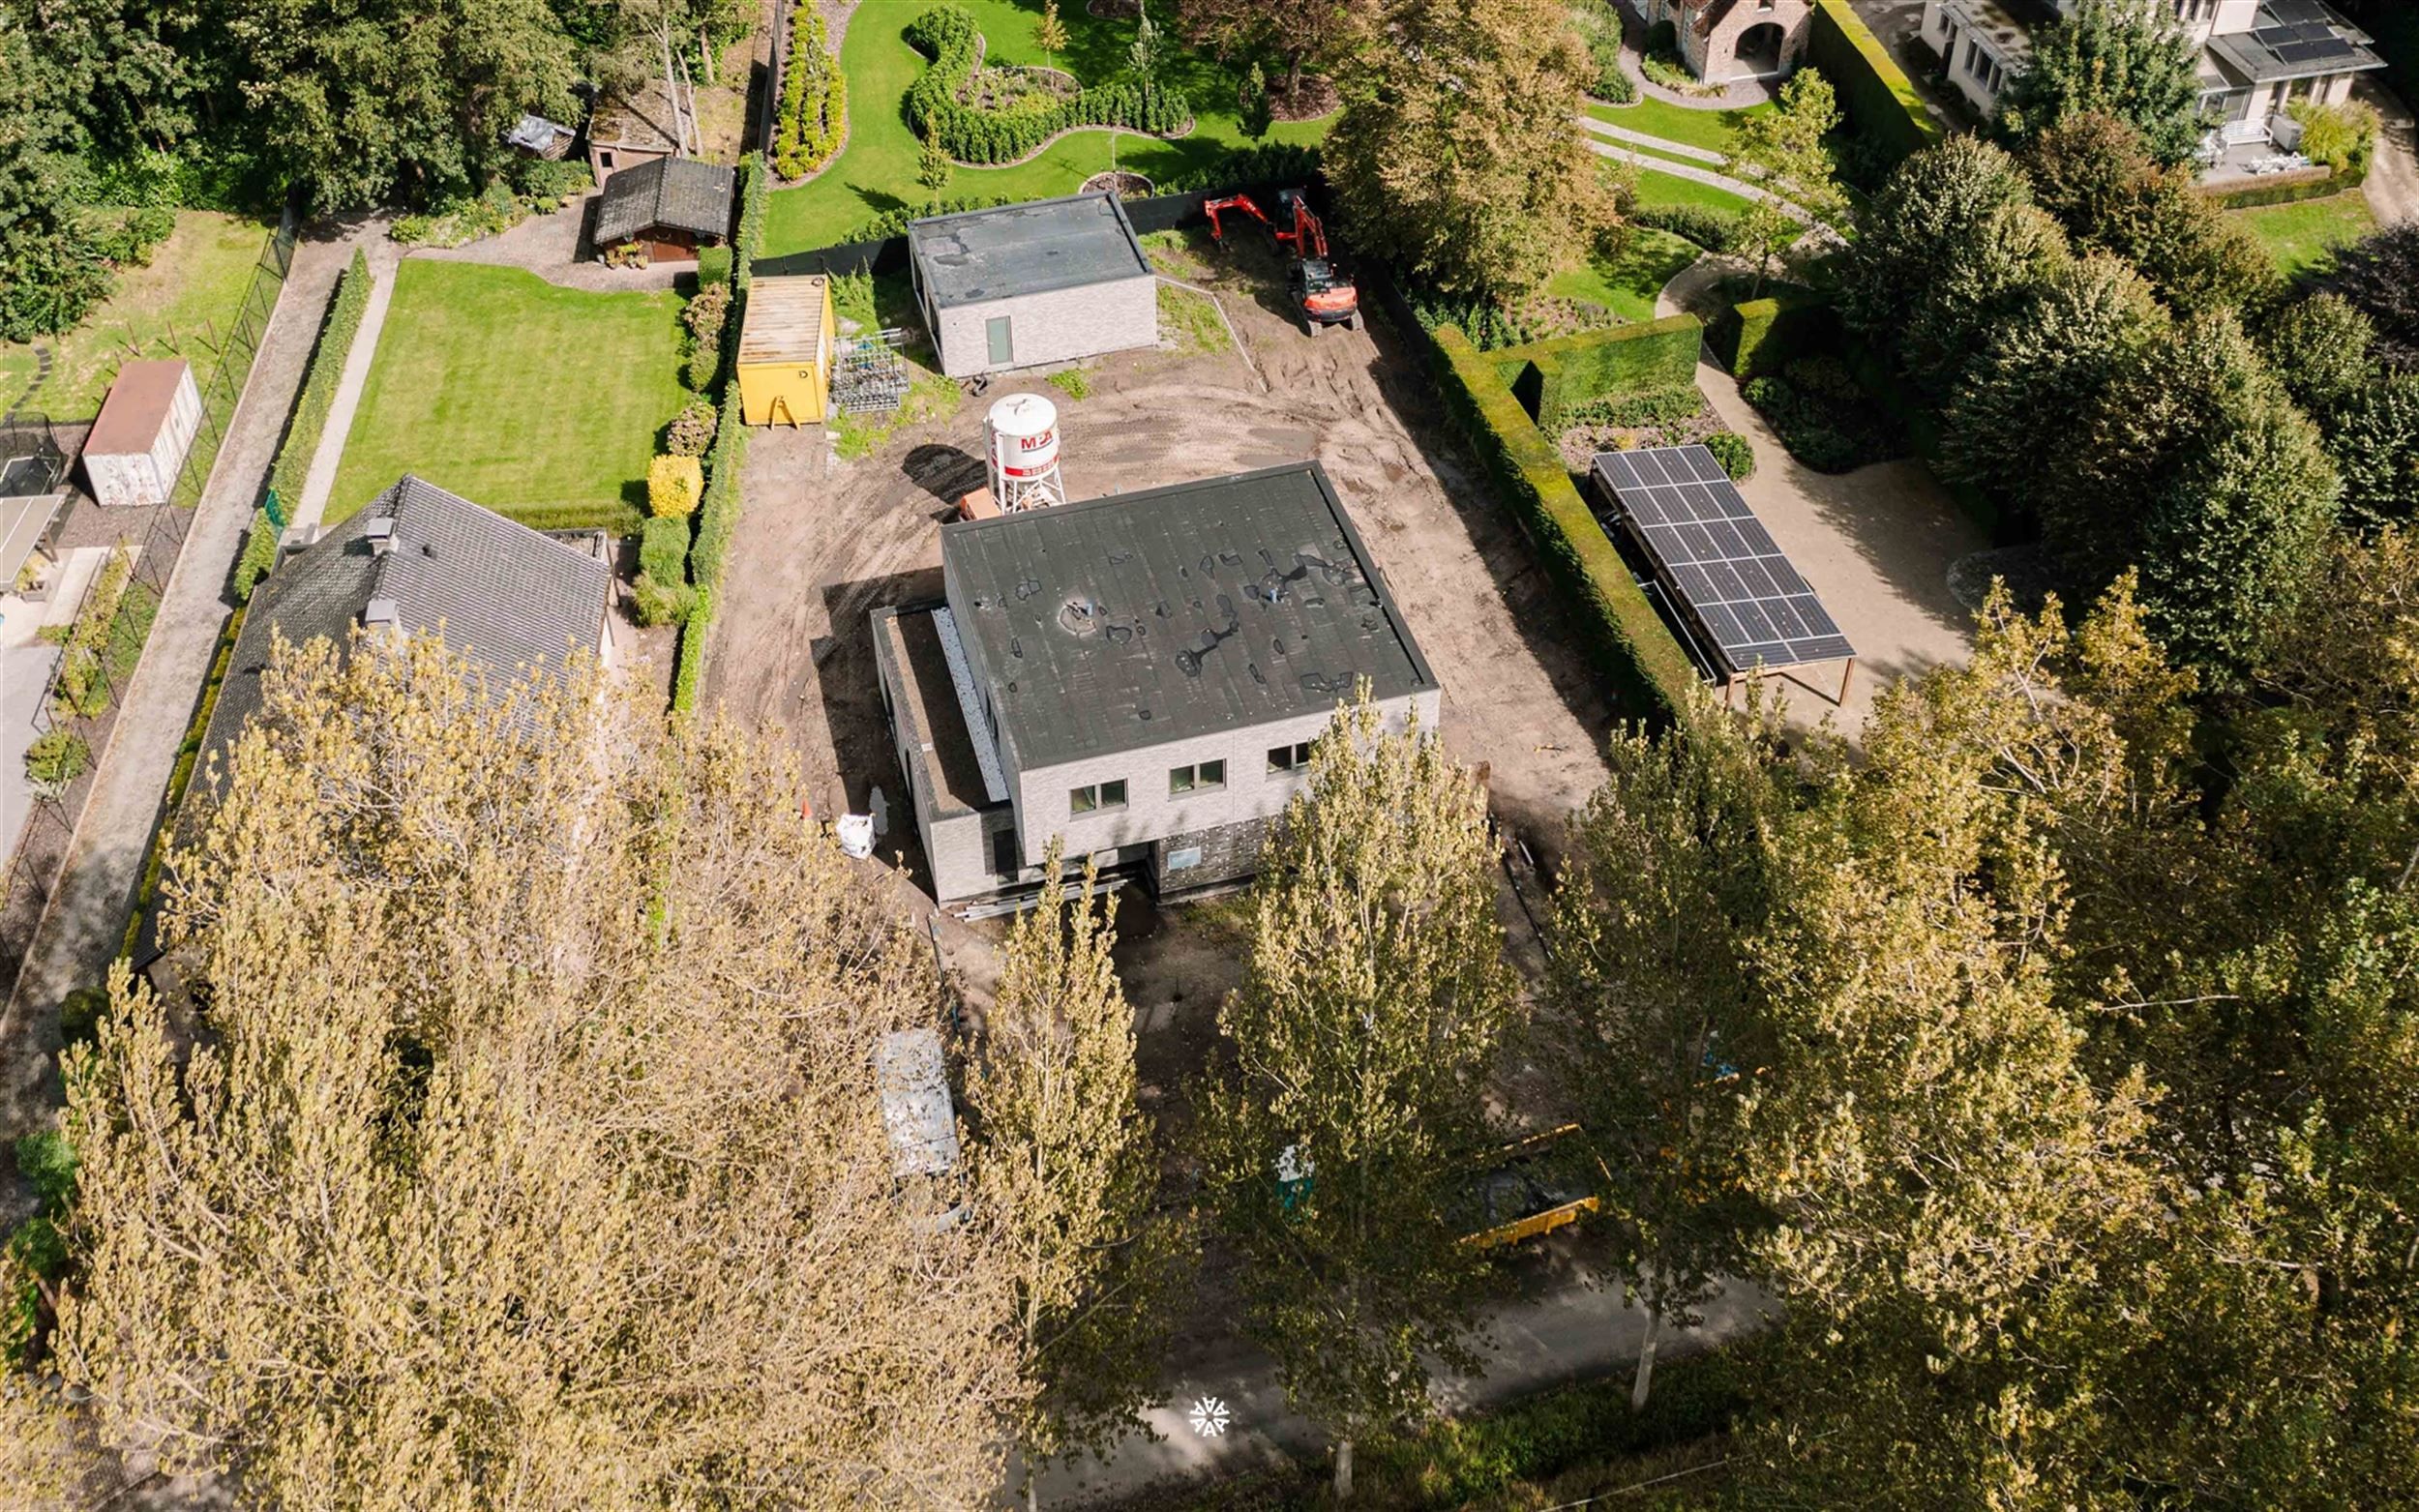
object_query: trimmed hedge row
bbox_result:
[906,5,1189,165]
[672,154,767,710]
[121,603,248,961]
[1713,291,1841,379]
[1807,0,1943,167]
[1431,323,1697,722]
[1492,314,1706,430]
[265,248,373,515]
[773,5,847,179]
[2198,161,2366,209]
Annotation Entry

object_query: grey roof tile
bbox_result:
[595,156,735,244]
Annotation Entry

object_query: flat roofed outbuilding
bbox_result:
[907,193,1159,377]
[735,274,836,425]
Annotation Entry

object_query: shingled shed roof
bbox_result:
[739,274,830,367]
[941,462,1436,770]
[198,475,612,785]
[594,156,735,245]
[909,192,1152,311]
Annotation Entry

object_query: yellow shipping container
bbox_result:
[736,274,836,426]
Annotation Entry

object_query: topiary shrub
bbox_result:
[634,513,698,626]
[683,282,732,392]
[666,399,718,458]
[697,246,733,287]
[232,509,282,600]
[905,5,1191,165]
[773,6,849,178]
[1703,430,1754,479]
[1634,202,1740,253]
[647,455,704,518]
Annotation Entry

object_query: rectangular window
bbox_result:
[1268,741,1314,774]
[1069,779,1127,815]
[986,314,1014,367]
[1170,758,1227,794]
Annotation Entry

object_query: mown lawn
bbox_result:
[1634,166,1754,216]
[328,262,688,531]
[764,0,1329,254]
[0,211,274,422]
[2232,192,2376,279]
[1548,226,1703,320]
[1585,94,1772,157]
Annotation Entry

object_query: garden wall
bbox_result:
[1490,315,1705,431]
[2198,161,2364,209]
[1807,0,1944,167]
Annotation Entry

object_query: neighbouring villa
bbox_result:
[1920,0,2385,168]
[1637,0,1815,84]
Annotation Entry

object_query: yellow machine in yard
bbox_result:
[1461,1124,1608,1250]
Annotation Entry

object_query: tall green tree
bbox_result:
[1942,251,2165,519]
[1177,0,1374,106]
[0,35,115,341]
[964,854,1185,1511]
[1197,693,1518,1500]
[2328,221,2419,371]
[2040,311,2341,677]
[1324,0,1608,298]
[224,0,580,208]
[2023,112,2279,317]
[1999,0,2206,166]
[2328,371,2419,530]
[1838,134,2068,393]
[1545,697,1783,1409]
[1726,69,1845,294]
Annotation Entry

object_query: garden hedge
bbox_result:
[1491,314,1706,430]
[122,603,248,960]
[2199,161,2365,209]
[906,6,1190,166]
[1713,291,1841,379]
[1431,323,1697,722]
[265,248,373,514]
[772,4,848,179]
[673,153,767,710]
[1807,0,1943,167]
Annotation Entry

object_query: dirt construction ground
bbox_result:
[702,244,1623,894]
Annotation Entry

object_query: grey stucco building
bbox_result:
[907,193,1159,379]
[874,462,1441,907]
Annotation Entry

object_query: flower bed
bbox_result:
[772,4,848,180]
[905,5,1190,165]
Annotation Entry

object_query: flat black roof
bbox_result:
[941,462,1436,771]
[2207,0,2382,83]
[909,192,1153,310]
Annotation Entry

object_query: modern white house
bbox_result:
[872,461,1441,907]
[1639,0,1815,84]
[1919,0,2385,156]
[907,193,1159,380]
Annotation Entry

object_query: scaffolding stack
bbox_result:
[830,330,911,414]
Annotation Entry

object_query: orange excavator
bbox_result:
[1201,188,1362,336]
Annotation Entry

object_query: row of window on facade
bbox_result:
[1065,743,1318,815]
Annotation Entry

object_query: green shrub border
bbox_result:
[2198,160,2366,210]
[1490,314,1706,431]
[265,249,373,515]
[1711,291,1841,379]
[1807,0,1943,168]
[671,154,768,711]
[1425,319,1698,722]
[121,604,248,961]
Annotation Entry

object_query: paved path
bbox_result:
[292,239,403,530]
[1024,1255,1773,1507]
[2358,75,2418,227]
[1582,133,1815,223]
[0,222,374,1141]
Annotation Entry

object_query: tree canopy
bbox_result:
[38,636,1030,1506]
[1998,0,2206,166]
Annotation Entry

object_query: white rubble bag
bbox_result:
[836,813,877,859]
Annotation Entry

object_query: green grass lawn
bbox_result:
[1585,94,1772,157]
[1634,166,1754,216]
[2232,192,2377,279]
[0,211,274,422]
[1548,226,1703,319]
[764,0,1329,254]
[328,262,688,530]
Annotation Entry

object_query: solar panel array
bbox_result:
[1592,445,1853,676]
[2252,0,2361,67]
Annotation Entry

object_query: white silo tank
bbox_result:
[986,393,1066,512]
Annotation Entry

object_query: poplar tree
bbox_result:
[965,853,1184,1510]
[1197,692,1518,1499]
[1545,696,1785,1409]
[44,636,1027,1506]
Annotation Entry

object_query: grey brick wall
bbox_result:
[927,275,1159,379]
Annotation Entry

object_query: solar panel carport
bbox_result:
[1591,444,1857,706]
